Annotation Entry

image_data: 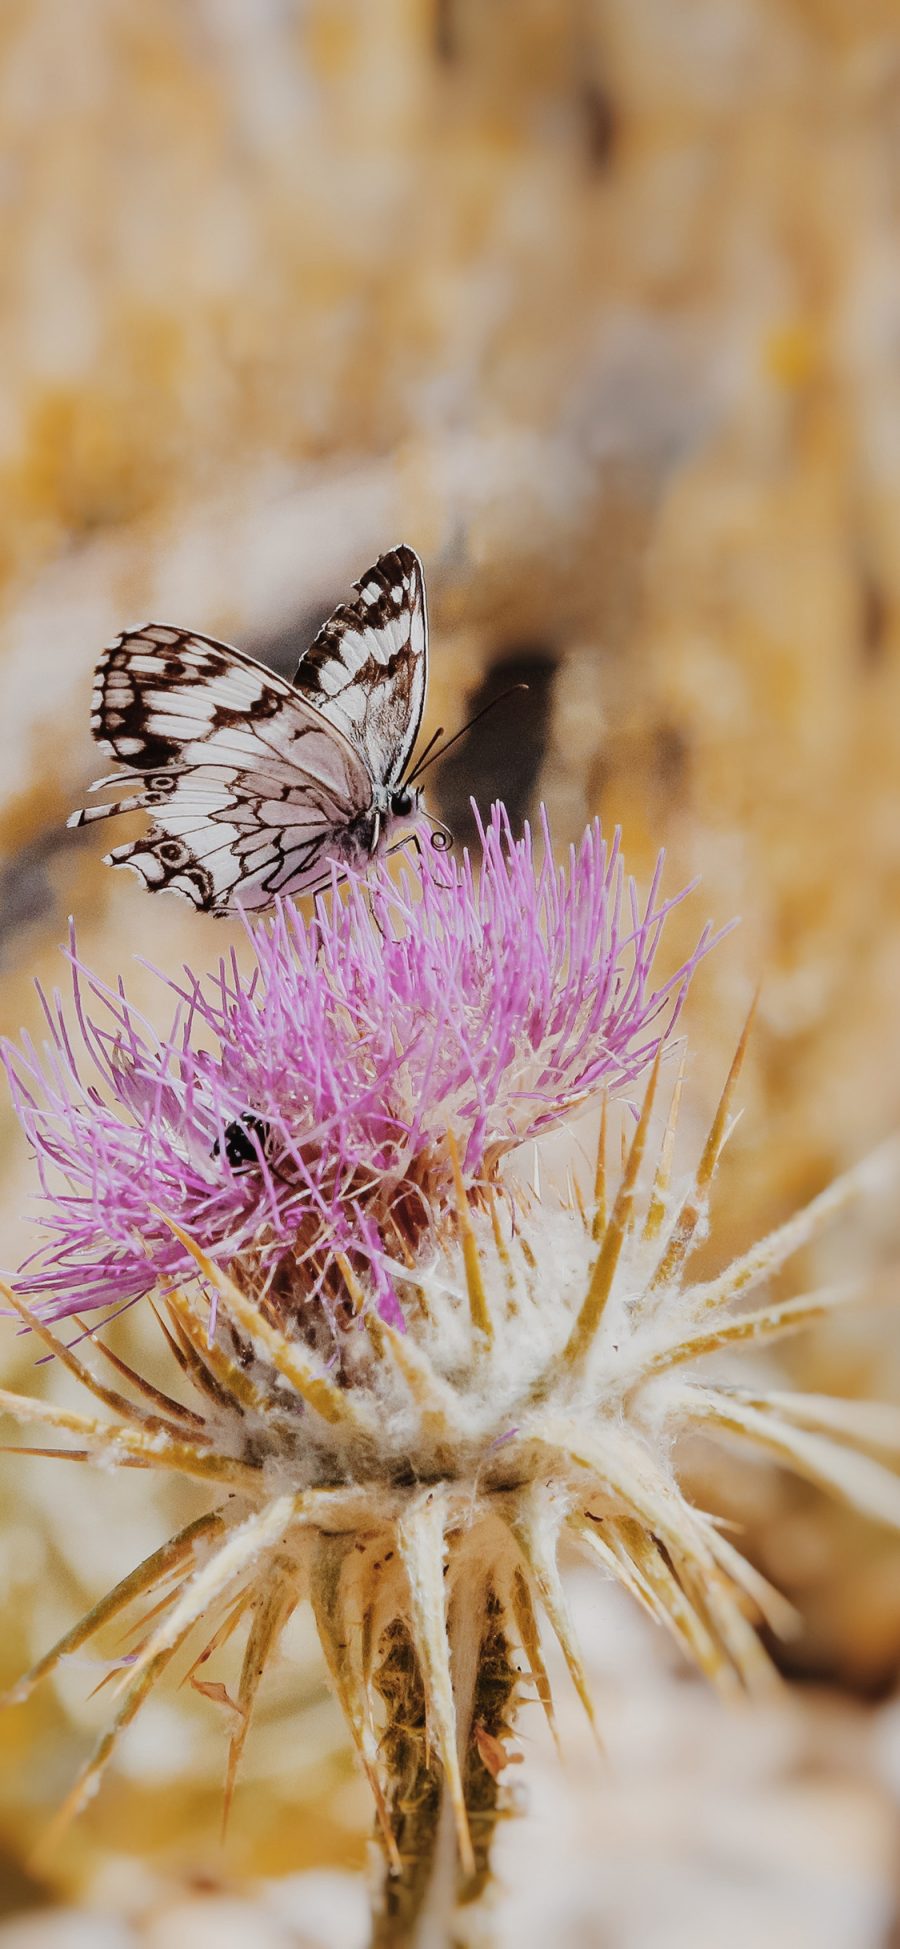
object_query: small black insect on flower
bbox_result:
[214,1113,272,1172]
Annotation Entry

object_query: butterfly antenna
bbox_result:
[406,684,529,784]
[406,723,445,779]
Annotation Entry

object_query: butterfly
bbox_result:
[68,544,449,915]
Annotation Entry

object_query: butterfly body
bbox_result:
[334,778,423,863]
[70,545,435,914]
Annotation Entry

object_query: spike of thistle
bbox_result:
[0,1386,258,1491]
[699,1523,801,1640]
[593,1096,609,1240]
[754,1390,900,1453]
[223,1558,299,1834]
[508,1565,559,1749]
[646,1283,855,1376]
[334,1252,386,1356]
[2,1512,225,1708]
[680,1386,900,1529]
[590,1515,734,1692]
[562,1044,664,1373]
[670,1538,778,1693]
[446,1131,492,1342]
[649,998,757,1295]
[163,1288,275,1421]
[687,1138,900,1318]
[108,1496,301,1704]
[158,1218,366,1433]
[395,1491,475,1877]
[71,1313,205,1429]
[41,1627,195,1852]
[506,1484,600,1742]
[183,1589,255,1692]
[309,1534,399,1871]
[642,1048,687,1242]
[1,1283,178,1435]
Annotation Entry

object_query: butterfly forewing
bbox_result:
[292,544,427,786]
[71,546,430,915]
[73,625,374,913]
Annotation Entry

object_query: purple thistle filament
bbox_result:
[3,805,719,1324]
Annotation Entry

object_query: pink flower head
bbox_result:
[3,805,719,1327]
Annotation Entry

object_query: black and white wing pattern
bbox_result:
[68,625,374,914]
[292,544,427,787]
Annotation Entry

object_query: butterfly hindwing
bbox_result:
[102,767,344,913]
[71,626,374,913]
[292,544,427,787]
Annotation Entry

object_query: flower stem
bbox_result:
[371,1617,443,1948]
[371,1587,520,1949]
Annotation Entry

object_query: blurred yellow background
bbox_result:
[2,3,900,1943]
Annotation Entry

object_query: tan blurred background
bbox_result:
[1,2,900,1942]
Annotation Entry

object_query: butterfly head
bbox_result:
[386,783,452,853]
[389,783,421,823]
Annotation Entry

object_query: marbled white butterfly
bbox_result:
[69,544,449,915]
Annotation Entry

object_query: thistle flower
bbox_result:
[3,815,899,1949]
[3,805,711,1326]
